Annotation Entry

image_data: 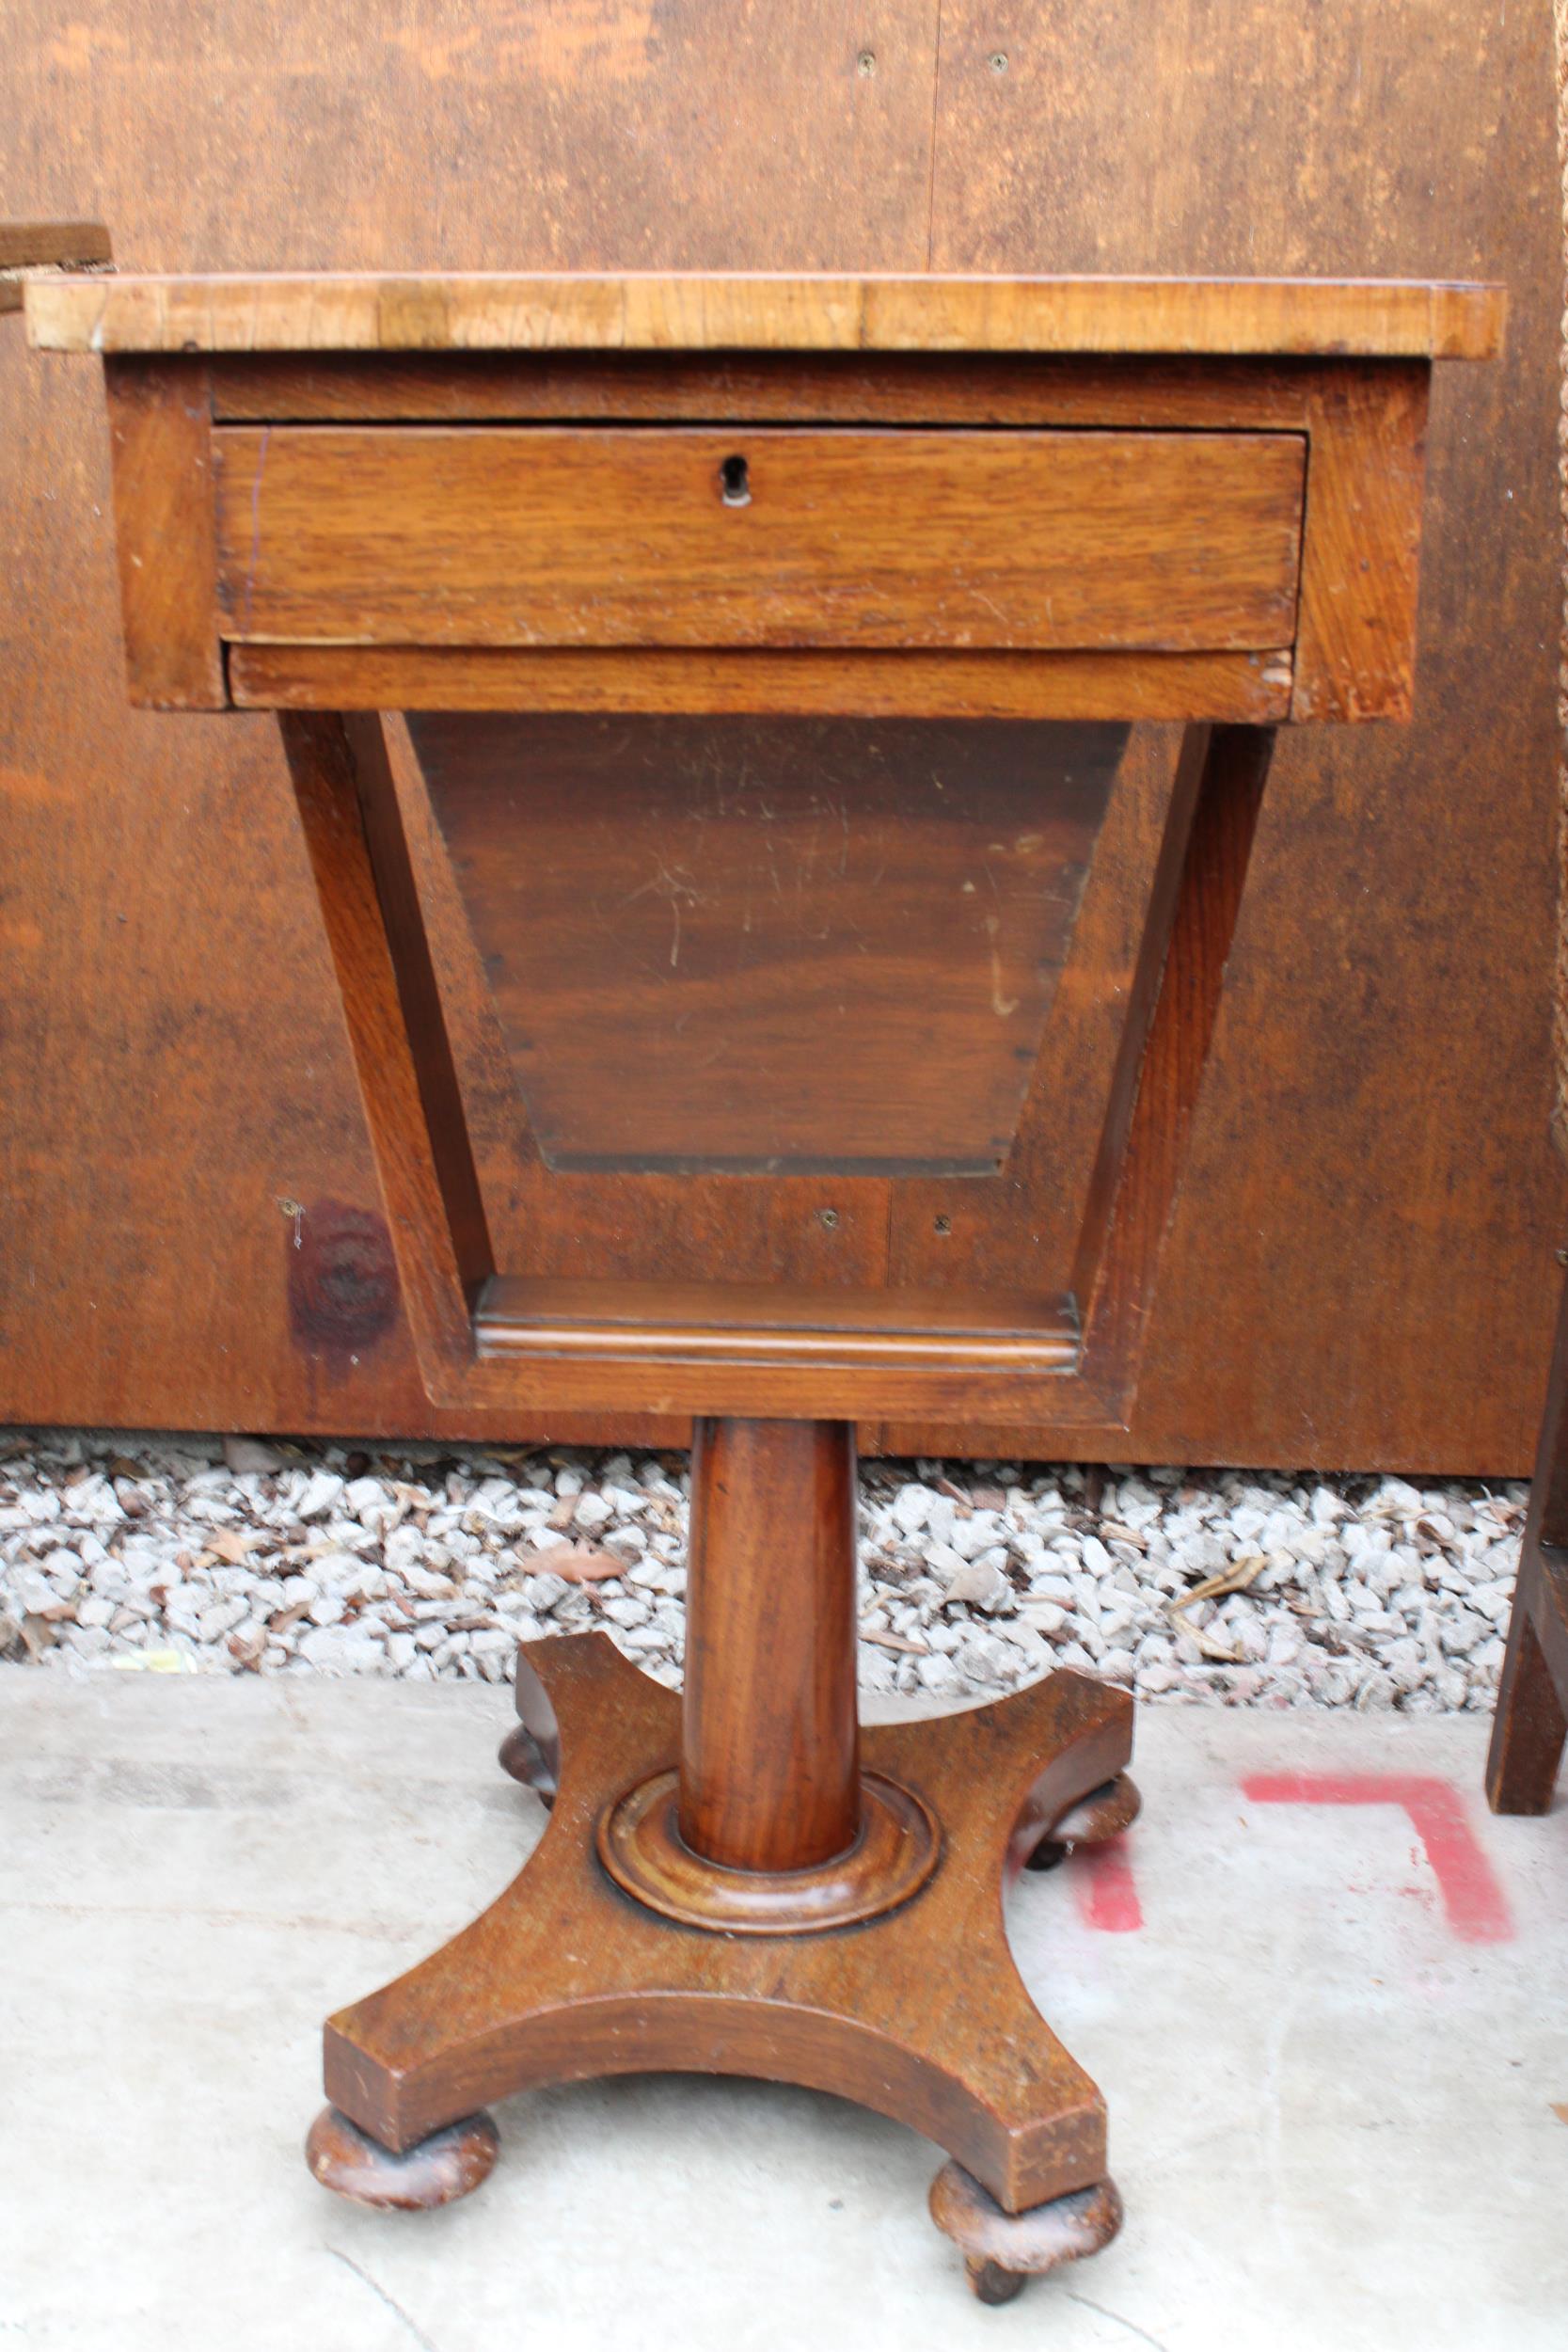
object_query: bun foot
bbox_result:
[930,2163,1122,2301]
[498,1645,562,1804]
[498,1722,557,1804]
[966,2258,1028,2305]
[1023,1771,1140,1872]
[306,2105,500,2210]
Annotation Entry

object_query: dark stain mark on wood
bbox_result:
[287,1199,401,1361]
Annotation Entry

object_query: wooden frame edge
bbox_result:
[102,356,228,709]
[230,645,1293,723]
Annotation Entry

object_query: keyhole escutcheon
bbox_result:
[720,453,752,506]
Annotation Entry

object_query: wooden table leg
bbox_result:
[309,1415,1137,2301]
[1487,1271,1568,1813]
[1486,1551,1568,1813]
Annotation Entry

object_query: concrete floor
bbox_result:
[1,1666,1564,2351]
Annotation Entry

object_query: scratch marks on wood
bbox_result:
[984,914,1020,1016]
[624,857,703,969]
[411,713,1124,1175]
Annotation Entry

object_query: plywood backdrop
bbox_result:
[3,0,1561,1471]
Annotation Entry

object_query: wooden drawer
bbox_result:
[211,425,1305,654]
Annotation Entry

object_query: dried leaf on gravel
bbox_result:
[18,1613,58,1660]
[1166,1552,1268,1662]
[204,1529,259,1565]
[533,1544,625,1583]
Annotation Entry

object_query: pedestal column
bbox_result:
[678,1416,861,1871]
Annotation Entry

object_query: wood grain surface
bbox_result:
[411,713,1124,1175]
[26,268,1504,358]
[2,0,1560,1470]
[473,1279,1080,1374]
[0,219,110,310]
[322,1628,1133,2212]
[1291,364,1429,722]
[678,1417,859,1868]
[193,348,1445,426]
[210,422,1306,654]
[0,221,111,273]
[229,644,1294,723]
[102,357,226,707]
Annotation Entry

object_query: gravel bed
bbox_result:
[0,1428,1525,1713]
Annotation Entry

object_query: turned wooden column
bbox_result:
[678,1417,861,1871]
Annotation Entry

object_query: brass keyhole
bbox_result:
[720,453,752,507]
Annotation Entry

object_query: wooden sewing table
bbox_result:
[29,269,1500,2300]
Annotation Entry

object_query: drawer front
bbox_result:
[212,425,1304,653]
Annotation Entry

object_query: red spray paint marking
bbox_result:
[1242,1772,1513,1945]
[1073,1839,1144,1932]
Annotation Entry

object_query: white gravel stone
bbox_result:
[223,1436,285,1476]
[916,1651,962,1693]
[941,1555,1013,1612]
[293,1470,344,1521]
[402,1562,456,1597]
[892,1484,935,1534]
[0,1436,1527,1713]
[520,1571,569,1612]
[297,1626,379,1673]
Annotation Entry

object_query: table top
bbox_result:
[25,270,1504,359]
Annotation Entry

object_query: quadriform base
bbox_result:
[308,1629,1136,2302]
